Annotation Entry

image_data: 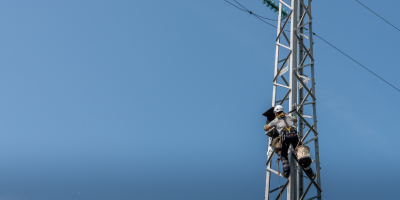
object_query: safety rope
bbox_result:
[277,155,282,200]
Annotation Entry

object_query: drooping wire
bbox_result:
[313,33,400,93]
[223,0,247,12]
[233,0,278,21]
[223,0,278,28]
[253,14,278,28]
[222,0,400,94]
[224,0,290,29]
[355,0,400,32]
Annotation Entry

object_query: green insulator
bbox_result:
[273,3,279,12]
[268,1,273,7]
[268,0,274,7]
[282,8,288,15]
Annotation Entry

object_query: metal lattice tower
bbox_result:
[264,0,322,200]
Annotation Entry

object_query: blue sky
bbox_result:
[0,0,399,199]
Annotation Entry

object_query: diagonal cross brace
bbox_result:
[293,110,318,136]
[293,73,316,100]
[297,87,313,112]
[280,75,290,86]
[296,34,314,61]
[300,175,317,200]
[306,195,322,200]
[279,89,291,105]
[275,180,289,200]
[299,0,313,20]
[265,148,275,166]
[282,31,291,45]
[303,136,318,145]
[298,47,311,67]
[273,51,292,82]
[269,183,288,193]
[298,7,308,26]
[276,10,292,41]
[301,125,314,143]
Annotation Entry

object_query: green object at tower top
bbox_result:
[262,0,289,18]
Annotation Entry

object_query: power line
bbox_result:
[313,33,400,92]
[223,0,288,29]
[233,0,277,21]
[223,0,246,12]
[253,14,278,28]
[223,0,278,27]
[355,0,400,32]
[222,0,400,94]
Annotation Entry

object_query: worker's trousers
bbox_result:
[280,134,314,176]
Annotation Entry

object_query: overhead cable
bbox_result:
[223,0,247,12]
[355,0,400,32]
[223,0,400,93]
[224,0,292,30]
[223,0,278,28]
[232,0,278,21]
[313,33,400,93]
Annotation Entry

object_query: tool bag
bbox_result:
[271,134,283,150]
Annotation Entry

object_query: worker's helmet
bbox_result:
[274,105,284,113]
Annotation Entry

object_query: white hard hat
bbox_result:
[274,105,284,113]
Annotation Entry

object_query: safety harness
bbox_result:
[277,113,298,140]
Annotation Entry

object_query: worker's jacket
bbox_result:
[267,115,296,134]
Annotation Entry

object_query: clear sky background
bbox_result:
[0,0,398,199]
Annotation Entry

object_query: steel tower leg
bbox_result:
[288,0,299,198]
[297,1,305,198]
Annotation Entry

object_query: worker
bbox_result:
[264,105,314,178]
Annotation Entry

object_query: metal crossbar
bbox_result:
[293,73,316,100]
[273,52,292,82]
[297,87,313,112]
[275,181,289,200]
[270,184,288,193]
[300,176,317,200]
[279,89,291,105]
[276,10,292,41]
[306,196,321,200]
[299,0,312,20]
[266,150,275,166]
[303,136,318,145]
[282,31,291,45]
[295,62,313,71]
[267,167,285,178]
[298,8,308,26]
[301,125,314,143]
[295,34,314,61]
[294,110,318,135]
[280,75,290,86]
[298,47,311,67]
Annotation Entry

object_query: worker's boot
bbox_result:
[282,170,290,178]
[281,156,290,178]
[303,166,314,178]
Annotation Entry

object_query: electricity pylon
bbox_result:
[263,0,322,200]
